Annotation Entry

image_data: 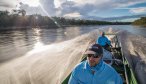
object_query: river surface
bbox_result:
[0,25,146,84]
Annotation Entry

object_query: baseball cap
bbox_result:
[84,44,103,57]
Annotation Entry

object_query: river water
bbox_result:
[0,25,146,84]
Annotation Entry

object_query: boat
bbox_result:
[62,33,138,84]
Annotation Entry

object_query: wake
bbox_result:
[0,30,98,84]
[0,28,146,84]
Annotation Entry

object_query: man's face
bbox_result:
[87,54,102,67]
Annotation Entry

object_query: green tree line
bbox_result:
[132,17,146,26]
[0,10,131,28]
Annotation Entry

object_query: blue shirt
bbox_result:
[96,36,111,46]
[68,60,123,84]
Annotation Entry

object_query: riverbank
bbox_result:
[0,25,66,31]
[0,24,132,31]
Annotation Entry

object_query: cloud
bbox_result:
[63,12,82,18]
[0,0,146,21]
[19,4,46,15]
[0,3,12,8]
[58,0,146,17]
[110,0,145,7]
[18,0,57,16]
[0,0,18,11]
[20,0,40,7]
[75,13,146,21]
[130,7,146,14]
[16,0,146,22]
[100,14,146,21]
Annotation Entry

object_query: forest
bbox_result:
[132,17,146,26]
[0,10,131,29]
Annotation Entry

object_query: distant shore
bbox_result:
[0,24,132,31]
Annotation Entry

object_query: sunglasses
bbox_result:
[86,54,101,58]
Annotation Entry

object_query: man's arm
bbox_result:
[68,68,79,84]
[115,74,123,84]
[68,73,78,84]
[105,37,111,46]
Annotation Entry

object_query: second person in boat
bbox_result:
[96,31,112,51]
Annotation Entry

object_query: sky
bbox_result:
[0,0,146,22]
